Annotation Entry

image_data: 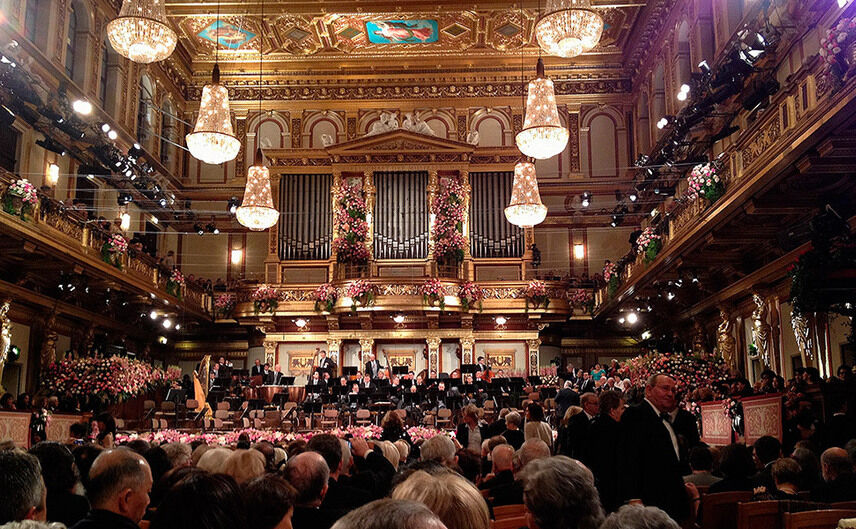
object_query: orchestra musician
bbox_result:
[360,374,374,391]
[270,364,285,385]
[365,353,384,379]
[476,356,488,373]
[250,359,263,378]
[315,349,337,376]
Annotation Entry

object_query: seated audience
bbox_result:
[751,436,781,491]
[29,442,90,526]
[392,470,490,529]
[708,444,755,493]
[420,436,457,468]
[72,448,153,529]
[810,447,856,502]
[160,444,191,470]
[519,456,604,529]
[222,449,265,484]
[151,472,246,529]
[501,411,525,450]
[196,448,231,473]
[306,434,370,511]
[791,447,823,492]
[683,446,722,487]
[600,505,680,529]
[753,458,801,500]
[0,450,46,524]
[478,444,514,494]
[524,403,553,451]
[283,451,344,529]
[243,475,296,529]
[330,498,447,529]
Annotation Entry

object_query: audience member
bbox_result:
[72,448,153,529]
[753,458,801,500]
[0,450,46,524]
[242,475,296,529]
[196,448,231,473]
[151,472,246,529]
[810,447,856,502]
[501,411,524,450]
[160,443,191,470]
[751,435,782,491]
[683,446,721,487]
[306,434,371,511]
[330,498,447,529]
[283,451,343,529]
[222,449,266,485]
[584,391,624,511]
[392,470,490,529]
[708,444,755,493]
[524,403,553,451]
[29,442,89,526]
[420,435,457,467]
[600,505,680,529]
[455,405,486,454]
[520,456,604,529]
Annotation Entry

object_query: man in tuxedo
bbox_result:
[270,364,285,385]
[561,392,598,459]
[619,374,690,522]
[476,356,488,374]
[555,380,580,419]
[250,359,263,378]
[364,353,383,379]
[360,374,373,391]
[810,447,856,502]
[578,371,595,393]
[261,363,272,383]
[317,350,336,377]
[584,390,625,512]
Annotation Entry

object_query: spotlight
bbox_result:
[691,273,699,284]
[610,215,619,228]
[581,192,591,208]
[0,105,15,128]
[175,324,181,331]
[159,198,168,208]
[158,336,168,345]
[35,138,67,156]
[666,291,675,300]
[72,99,92,115]
[629,192,638,202]
[117,193,132,206]
[162,319,172,329]
[641,330,652,340]
[227,197,239,215]
[206,223,218,234]
[698,60,710,73]
[149,310,158,320]
[627,312,638,324]
[194,223,204,236]
[656,117,671,129]
[101,123,111,133]
[107,130,118,140]
[677,83,691,101]
[618,317,625,324]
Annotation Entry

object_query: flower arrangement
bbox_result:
[458,281,484,312]
[332,183,370,265]
[252,285,279,314]
[41,356,181,405]
[524,280,550,310]
[419,278,447,310]
[686,162,725,204]
[603,261,620,296]
[539,365,559,386]
[819,17,856,83]
[313,283,338,313]
[100,234,128,269]
[622,352,730,400]
[166,269,185,299]
[345,279,375,313]
[3,178,38,219]
[636,227,662,264]
[407,426,456,443]
[214,293,236,319]
[569,289,594,314]
[116,425,385,447]
[432,176,466,264]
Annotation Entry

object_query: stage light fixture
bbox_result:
[628,192,638,202]
[72,99,92,115]
[698,60,710,73]
[149,310,158,319]
[227,197,239,215]
[175,324,181,331]
[158,197,168,208]
[194,223,204,236]
[101,123,111,133]
[117,193,132,206]
[581,191,591,208]
[666,291,675,300]
[36,138,67,157]
[162,319,172,329]
[206,223,218,234]
[618,316,625,324]
[108,130,118,140]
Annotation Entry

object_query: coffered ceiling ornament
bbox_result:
[486,10,536,51]
[327,13,479,55]
[271,14,324,55]
[180,16,266,55]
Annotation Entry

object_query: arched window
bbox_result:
[25,0,39,42]
[65,5,77,79]
[137,75,154,148]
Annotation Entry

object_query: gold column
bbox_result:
[326,338,342,366]
[265,173,282,284]
[363,171,376,267]
[460,170,472,280]
[263,340,278,367]
[527,338,541,376]
[427,169,439,261]
[359,338,374,368]
[330,171,342,280]
[460,337,475,365]
[427,337,441,378]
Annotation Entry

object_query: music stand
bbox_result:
[460,364,478,374]
[280,376,295,386]
[165,388,185,403]
[342,366,358,377]
[528,376,542,385]
[392,366,408,375]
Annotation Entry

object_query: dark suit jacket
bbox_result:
[671,408,701,474]
[810,473,856,502]
[502,428,524,450]
[584,415,622,512]
[456,422,487,452]
[47,491,90,527]
[291,505,346,529]
[555,388,580,419]
[490,480,524,507]
[322,477,372,511]
[618,400,689,522]
[579,379,595,393]
[365,361,383,378]
[823,413,856,449]
[563,412,593,460]
[480,469,515,491]
[250,365,263,377]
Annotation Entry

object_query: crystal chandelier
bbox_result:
[107,0,177,64]
[236,148,279,231]
[505,161,547,228]
[516,58,569,160]
[535,0,604,59]
[186,64,241,165]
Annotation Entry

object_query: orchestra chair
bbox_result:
[700,491,753,529]
[491,515,528,529]
[493,504,526,520]
[355,409,372,426]
[217,401,230,411]
[183,399,199,427]
[483,400,496,420]
[214,409,234,429]
[783,509,856,529]
[436,408,453,429]
[155,401,176,427]
[528,392,540,402]
[320,409,339,429]
[140,400,156,427]
[423,414,436,427]
[264,410,282,428]
[253,418,264,429]
[241,417,250,428]
[736,500,780,529]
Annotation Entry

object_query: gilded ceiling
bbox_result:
[164,1,645,69]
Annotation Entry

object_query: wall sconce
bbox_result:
[573,243,585,260]
[120,212,131,232]
[46,163,60,186]
[494,316,507,329]
[230,248,243,265]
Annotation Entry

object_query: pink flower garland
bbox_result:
[432,176,466,263]
[332,184,370,264]
[42,356,181,404]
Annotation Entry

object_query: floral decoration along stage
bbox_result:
[458,281,484,312]
[636,226,662,264]
[3,178,38,220]
[313,283,339,313]
[332,183,370,265]
[116,424,456,447]
[524,280,550,311]
[345,279,375,313]
[602,261,620,297]
[419,278,448,310]
[101,234,128,269]
[622,352,730,399]
[432,175,466,265]
[165,269,185,299]
[214,293,236,320]
[42,356,181,405]
[685,162,725,205]
[252,285,280,315]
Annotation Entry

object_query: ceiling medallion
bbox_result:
[515,58,569,160]
[107,0,177,63]
[505,161,547,228]
[535,0,604,59]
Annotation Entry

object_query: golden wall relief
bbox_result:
[484,348,515,370]
[288,352,316,376]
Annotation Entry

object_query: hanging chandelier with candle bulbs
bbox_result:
[186,64,241,165]
[107,0,177,64]
[505,161,547,228]
[516,58,569,160]
[535,0,604,59]
[235,0,278,231]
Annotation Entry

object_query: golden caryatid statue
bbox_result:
[751,293,772,369]
[692,319,708,357]
[791,310,814,362]
[40,311,59,372]
[717,307,737,370]
[0,299,11,391]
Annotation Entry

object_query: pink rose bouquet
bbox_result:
[636,227,662,263]
[252,285,279,314]
[525,280,550,310]
[314,283,338,312]
[419,278,447,310]
[458,281,484,312]
[345,279,375,312]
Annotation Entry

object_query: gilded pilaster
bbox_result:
[460,337,475,365]
[263,340,277,366]
[527,338,541,376]
[326,338,342,365]
[359,338,374,367]
[427,169,439,260]
[426,336,441,378]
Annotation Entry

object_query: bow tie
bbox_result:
[659,412,672,424]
